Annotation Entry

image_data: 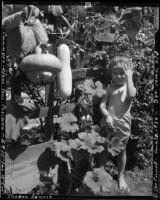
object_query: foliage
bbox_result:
[4,4,157,195]
[78,131,105,154]
[83,167,112,195]
[58,113,79,134]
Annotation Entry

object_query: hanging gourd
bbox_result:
[19,52,62,84]
[57,44,72,99]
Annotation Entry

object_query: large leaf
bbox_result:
[107,136,125,156]
[83,79,106,104]
[53,139,88,163]
[68,138,82,149]
[58,113,79,133]
[71,149,89,163]
[78,131,105,154]
[83,167,112,195]
[83,79,95,95]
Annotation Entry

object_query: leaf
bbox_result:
[58,113,79,133]
[48,165,59,185]
[71,149,89,163]
[59,103,76,115]
[53,140,73,161]
[49,5,63,17]
[68,138,82,149]
[76,81,84,91]
[83,167,112,195]
[107,136,125,156]
[83,79,95,94]
[78,131,105,154]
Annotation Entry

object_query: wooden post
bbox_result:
[76,50,81,69]
[44,36,57,141]
[11,69,22,102]
[44,83,55,141]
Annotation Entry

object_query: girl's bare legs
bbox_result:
[117,149,130,192]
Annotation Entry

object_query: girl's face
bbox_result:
[111,64,126,86]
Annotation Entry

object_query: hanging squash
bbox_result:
[57,44,72,99]
[19,53,62,84]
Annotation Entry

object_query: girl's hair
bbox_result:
[108,56,131,72]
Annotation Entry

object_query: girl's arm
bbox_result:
[100,87,111,117]
[100,86,114,128]
[125,64,137,99]
[126,74,137,99]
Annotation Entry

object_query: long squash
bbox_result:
[57,44,72,99]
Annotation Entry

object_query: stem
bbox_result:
[89,153,94,170]
[61,15,73,30]
[66,174,73,195]
[96,21,116,31]
[71,173,83,183]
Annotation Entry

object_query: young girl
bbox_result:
[99,56,136,192]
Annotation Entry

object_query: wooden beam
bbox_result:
[72,68,88,80]
[72,68,99,80]
[44,39,57,142]
[95,33,127,43]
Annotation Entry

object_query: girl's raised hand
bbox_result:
[124,62,134,78]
